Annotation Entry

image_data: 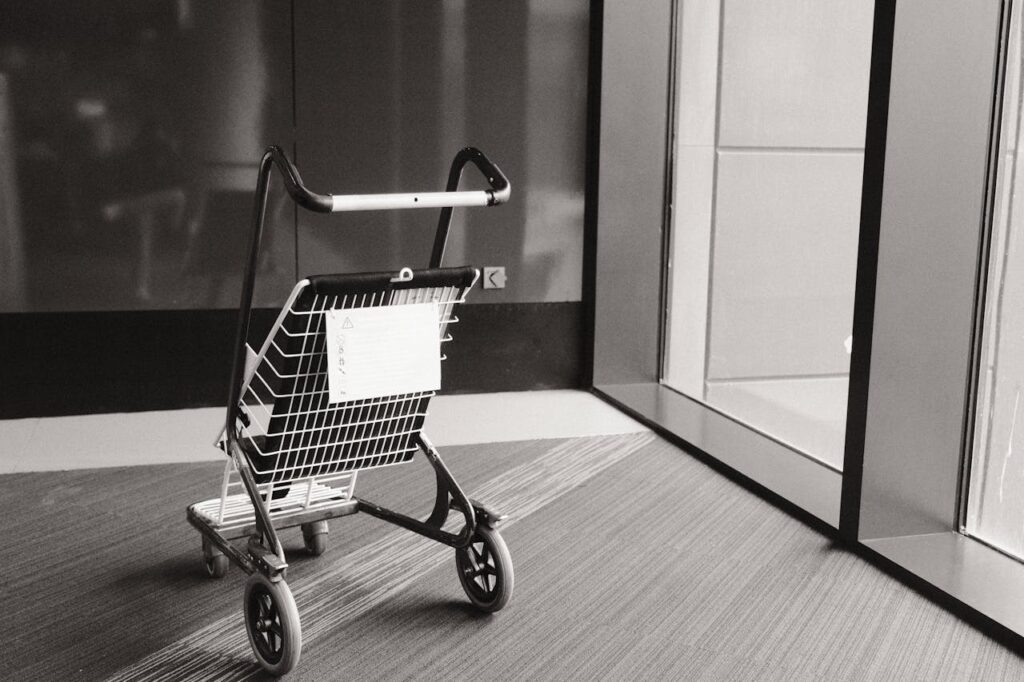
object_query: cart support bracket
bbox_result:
[230,446,287,565]
[247,539,288,579]
[420,435,476,535]
[352,434,478,548]
[451,498,508,529]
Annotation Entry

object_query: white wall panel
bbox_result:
[718,0,873,148]
[707,151,861,379]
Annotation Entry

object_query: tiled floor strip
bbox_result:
[0,391,647,473]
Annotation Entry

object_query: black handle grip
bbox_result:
[261,145,334,213]
[431,147,511,268]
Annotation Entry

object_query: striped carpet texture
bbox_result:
[3,433,1024,680]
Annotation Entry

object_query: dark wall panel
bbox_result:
[0,303,583,419]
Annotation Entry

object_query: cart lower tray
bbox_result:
[189,476,358,539]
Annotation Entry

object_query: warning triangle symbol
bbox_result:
[342,317,354,329]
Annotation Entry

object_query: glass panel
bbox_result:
[662,0,874,470]
[966,2,1024,559]
[293,0,589,304]
[0,1,296,312]
[0,1,589,312]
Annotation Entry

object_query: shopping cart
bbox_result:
[186,146,513,676]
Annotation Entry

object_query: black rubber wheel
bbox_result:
[456,526,513,613]
[243,573,302,676]
[301,521,328,557]
[202,537,229,579]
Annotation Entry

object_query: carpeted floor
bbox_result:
[4,433,1024,680]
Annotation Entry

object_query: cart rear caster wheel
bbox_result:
[243,573,302,676]
[301,520,329,556]
[456,526,513,613]
[202,537,229,579]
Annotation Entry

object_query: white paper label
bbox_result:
[324,302,441,403]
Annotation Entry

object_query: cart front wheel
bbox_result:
[202,537,229,579]
[301,520,329,556]
[243,573,302,676]
[455,526,513,613]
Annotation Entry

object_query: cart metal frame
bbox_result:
[185,146,512,676]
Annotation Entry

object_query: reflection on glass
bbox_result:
[293,0,588,305]
[967,3,1024,559]
[0,0,294,312]
[662,0,874,470]
[0,0,588,312]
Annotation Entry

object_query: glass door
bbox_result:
[663,0,875,470]
[966,0,1024,560]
